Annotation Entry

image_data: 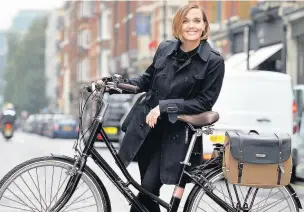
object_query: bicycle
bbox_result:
[0,74,302,212]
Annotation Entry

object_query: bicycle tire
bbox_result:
[183,170,300,212]
[0,155,111,212]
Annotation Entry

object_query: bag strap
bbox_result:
[275,133,285,185]
[237,133,244,184]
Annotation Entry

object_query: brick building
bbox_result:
[57,0,258,114]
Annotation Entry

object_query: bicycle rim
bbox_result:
[187,171,299,212]
[0,157,108,212]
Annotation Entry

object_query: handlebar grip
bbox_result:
[117,83,139,94]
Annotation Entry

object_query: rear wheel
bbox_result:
[0,156,111,212]
[184,171,300,212]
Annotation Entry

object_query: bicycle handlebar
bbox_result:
[84,78,139,94]
[117,83,139,94]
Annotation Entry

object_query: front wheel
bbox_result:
[0,156,111,212]
[184,171,300,212]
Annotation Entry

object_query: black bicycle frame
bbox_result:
[50,106,237,212]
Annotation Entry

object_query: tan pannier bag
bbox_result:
[223,131,292,188]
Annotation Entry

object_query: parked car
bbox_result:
[36,114,53,135]
[293,84,304,132]
[23,114,37,133]
[99,93,133,142]
[44,114,77,138]
[202,70,304,183]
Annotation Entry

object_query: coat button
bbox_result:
[191,60,195,64]
[155,90,159,95]
[173,135,178,140]
[161,73,166,78]
[195,74,200,78]
[184,77,188,82]
[140,124,144,129]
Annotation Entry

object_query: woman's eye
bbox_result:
[183,20,189,23]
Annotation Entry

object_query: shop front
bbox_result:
[212,6,287,72]
[286,8,304,84]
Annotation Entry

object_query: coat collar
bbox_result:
[166,39,211,62]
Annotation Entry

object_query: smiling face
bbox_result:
[181,8,205,43]
[172,3,210,43]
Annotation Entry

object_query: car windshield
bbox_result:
[58,119,77,124]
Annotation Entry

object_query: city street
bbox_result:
[0,131,303,212]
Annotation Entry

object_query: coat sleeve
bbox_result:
[124,42,163,93]
[159,56,225,119]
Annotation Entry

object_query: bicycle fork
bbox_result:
[48,154,88,212]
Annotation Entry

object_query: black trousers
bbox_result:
[130,122,164,212]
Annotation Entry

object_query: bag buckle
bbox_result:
[167,106,178,113]
[238,162,244,170]
[278,164,285,174]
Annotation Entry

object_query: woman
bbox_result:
[119,3,225,211]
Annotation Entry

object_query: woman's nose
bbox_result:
[189,21,195,28]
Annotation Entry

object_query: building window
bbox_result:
[77,29,90,48]
[77,58,90,82]
[64,8,70,28]
[64,53,68,68]
[101,10,111,40]
[101,50,110,77]
[78,1,92,19]
[98,15,102,38]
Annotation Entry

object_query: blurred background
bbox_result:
[3,0,304,119]
[1,1,304,210]
[0,0,303,124]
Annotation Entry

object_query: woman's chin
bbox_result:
[183,37,201,42]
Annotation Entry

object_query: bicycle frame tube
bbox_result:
[90,126,171,212]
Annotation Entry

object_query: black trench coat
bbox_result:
[118,39,225,184]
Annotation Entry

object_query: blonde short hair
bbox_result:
[172,3,210,42]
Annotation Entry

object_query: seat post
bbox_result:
[180,128,202,166]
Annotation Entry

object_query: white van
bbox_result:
[203,70,304,182]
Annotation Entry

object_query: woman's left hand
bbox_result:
[146,105,160,128]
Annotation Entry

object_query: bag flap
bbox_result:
[226,131,291,164]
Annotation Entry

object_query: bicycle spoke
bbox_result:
[48,178,85,208]
[67,195,94,206]
[196,205,209,212]
[252,190,280,209]
[6,188,38,211]
[56,167,64,203]
[36,167,47,210]
[258,196,289,212]
[277,205,289,212]
[61,188,90,211]
[12,181,40,211]
[28,170,46,211]
[198,198,218,212]
[20,175,44,210]
[49,166,55,207]
[3,195,35,209]
[237,185,245,203]
[259,188,273,209]
[219,183,228,204]
[48,174,69,206]
[44,166,47,207]
[0,203,34,211]
[0,158,104,212]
